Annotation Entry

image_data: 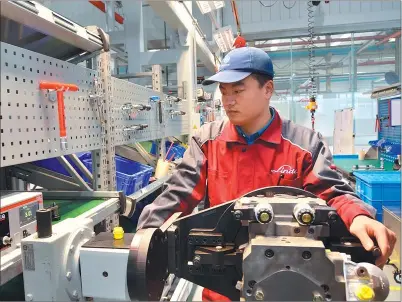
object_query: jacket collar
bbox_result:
[219,107,282,145]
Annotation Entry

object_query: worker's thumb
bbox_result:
[355,231,375,251]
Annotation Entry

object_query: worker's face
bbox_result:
[219,76,273,126]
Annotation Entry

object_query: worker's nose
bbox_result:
[223,95,236,106]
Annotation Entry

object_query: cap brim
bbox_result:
[202,70,252,86]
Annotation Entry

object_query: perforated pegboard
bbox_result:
[112,77,189,145]
[0,42,102,167]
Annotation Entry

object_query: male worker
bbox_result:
[137,47,396,301]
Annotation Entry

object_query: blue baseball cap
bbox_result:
[202,47,274,86]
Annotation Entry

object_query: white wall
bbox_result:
[223,0,401,40]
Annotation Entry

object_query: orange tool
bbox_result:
[39,81,79,150]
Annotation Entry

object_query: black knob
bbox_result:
[36,209,52,238]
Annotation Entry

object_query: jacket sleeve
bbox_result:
[303,136,376,229]
[136,134,207,230]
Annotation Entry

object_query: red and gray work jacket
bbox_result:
[137,108,374,301]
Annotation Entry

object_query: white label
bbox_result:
[22,244,35,271]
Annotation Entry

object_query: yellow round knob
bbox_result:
[355,284,375,301]
[113,226,124,240]
[259,212,270,223]
[301,213,313,224]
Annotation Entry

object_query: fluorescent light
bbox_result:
[213,26,234,53]
[197,1,225,14]
[389,38,396,42]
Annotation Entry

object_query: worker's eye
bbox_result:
[235,90,244,94]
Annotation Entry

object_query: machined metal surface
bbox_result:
[242,236,346,301]
[0,42,102,167]
[383,206,401,266]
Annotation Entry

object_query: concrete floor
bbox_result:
[187,264,401,301]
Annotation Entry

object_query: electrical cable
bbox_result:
[213,200,237,231]
[259,0,278,8]
[282,1,296,9]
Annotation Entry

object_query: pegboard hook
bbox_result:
[39,81,79,151]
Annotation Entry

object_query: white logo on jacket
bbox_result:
[271,165,297,175]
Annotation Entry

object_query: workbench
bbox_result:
[333,155,395,181]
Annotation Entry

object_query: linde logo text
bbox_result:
[271,165,297,175]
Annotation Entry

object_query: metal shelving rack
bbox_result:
[0,0,190,192]
[0,1,191,293]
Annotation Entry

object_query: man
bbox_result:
[137,47,396,301]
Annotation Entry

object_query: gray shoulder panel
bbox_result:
[281,119,323,156]
[194,119,227,146]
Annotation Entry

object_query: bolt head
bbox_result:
[328,211,338,222]
[233,210,243,219]
[69,245,74,253]
[26,294,33,301]
[313,293,324,302]
[66,271,72,280]
[265,249,274,258]
[72,290,78,298]
[255,290,264,301]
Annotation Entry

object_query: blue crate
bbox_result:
[354,171,401,202]
[354,171,401,221]
[82,156,154,195]
[150,141,187,160]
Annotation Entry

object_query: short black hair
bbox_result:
[250,73,273,87]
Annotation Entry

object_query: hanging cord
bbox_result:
[283,1,296,9]
[231,0,242,35]
[307,0,317,130]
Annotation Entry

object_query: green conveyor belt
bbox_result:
[43,199,107,223]
[333,158,395,174]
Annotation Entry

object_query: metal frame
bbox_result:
[0,1,103,53]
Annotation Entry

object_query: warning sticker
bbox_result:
[22,244,35,271]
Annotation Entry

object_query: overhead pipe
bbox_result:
[89,1,124,24]
[254,35,388,48]
[376,30,401,45]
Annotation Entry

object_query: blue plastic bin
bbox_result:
[354,171,401,221]
[32,152,90,180]
[150,141,187,160]
[82,156,154,195]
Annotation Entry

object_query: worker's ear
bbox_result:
[264,80,274,98]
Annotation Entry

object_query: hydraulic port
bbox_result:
[169,110,186,119]
[254,202,274,224]
[123,124,148,133]
[293,203,315,225]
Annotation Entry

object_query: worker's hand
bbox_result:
[350,215,397,268]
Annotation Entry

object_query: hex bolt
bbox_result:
[313,293,324,302]
[26,294,33,301]
[294,227,301,234]
[193,255,201,267]
[265,249,274,258]
[233,210,243,219]
[328,211,338,222]
[66,271,72,281]
[72,290,78,298]
[308,228,315,234]
[69,245,74,253]
[302,251,312,260]
[255,290,264,301]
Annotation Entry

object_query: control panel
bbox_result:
[0,192,43,256]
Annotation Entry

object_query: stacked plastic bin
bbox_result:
[354,171,401,222]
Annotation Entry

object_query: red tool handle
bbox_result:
[57,91,67,138]
[39,81,79,149]
[39,81,78,92]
